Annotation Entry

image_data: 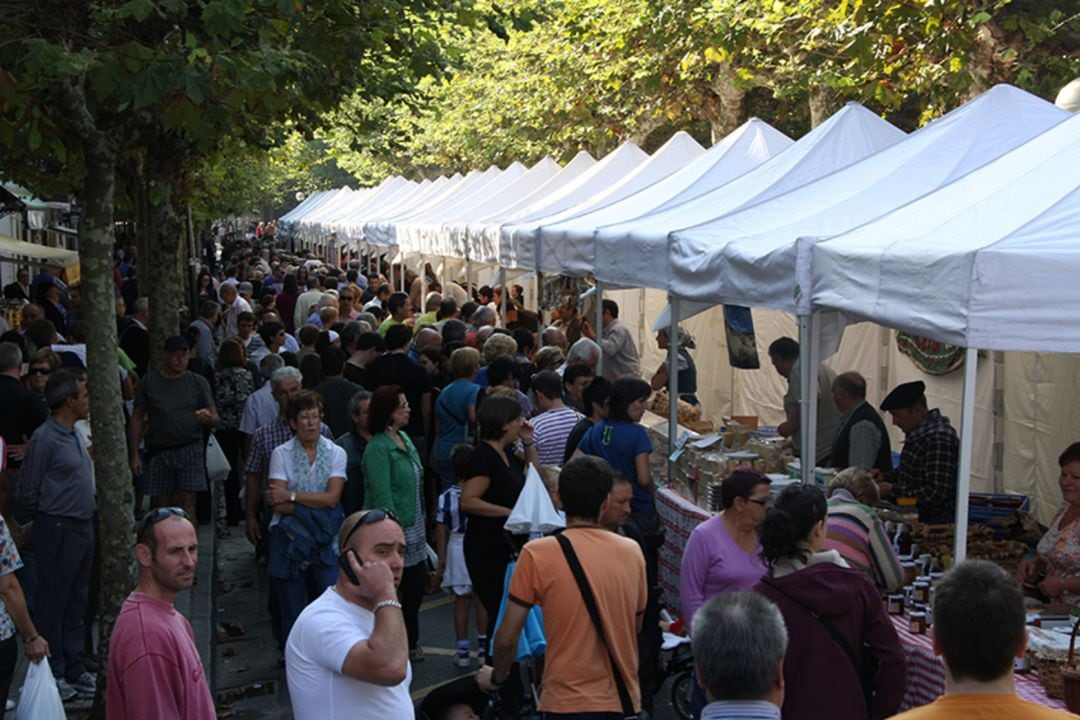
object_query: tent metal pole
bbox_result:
[420,254,427,313]
[595,281,604,377]
[466,258,473,299]
[668,296,681,483]
[804,311,820,477]
[500,268,507,328]
[798,314,813,484]
[954,347,978,564]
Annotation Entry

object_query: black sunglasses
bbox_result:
[137,507,189,544]
[28,367,51,376]
[341,508,400,547]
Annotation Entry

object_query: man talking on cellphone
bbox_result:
[285,509,410,719]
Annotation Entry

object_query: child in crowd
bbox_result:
[436,444,489,667]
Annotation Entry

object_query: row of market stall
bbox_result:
[281,84,1080,561]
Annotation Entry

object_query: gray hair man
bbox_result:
[692,591,788,719]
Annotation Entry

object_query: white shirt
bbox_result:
[285,587,412,720]
[267,437,347,527]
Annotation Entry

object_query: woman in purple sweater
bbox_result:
[754,483,905,720]
[680,468,771,718]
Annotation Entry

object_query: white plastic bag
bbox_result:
[16,660,67,720]
[504,463,565,535]
[205,433,231,483]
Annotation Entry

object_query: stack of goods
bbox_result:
[645,423,791,508]
[908,523,1029,575]
[649,390,711,433]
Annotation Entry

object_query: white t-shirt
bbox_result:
[268,437,347,527]
[285,587,412,720]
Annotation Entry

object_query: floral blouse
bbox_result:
[1038,507,1080,606]
[214,366,255,430]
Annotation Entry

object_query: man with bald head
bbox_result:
[412,327,442,360]
[286,510,410,719]
[107,508,215,719]
[829,371,892,474]
[542,326,568,354]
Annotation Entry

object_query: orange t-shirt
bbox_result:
[509,527,647,714]
[889,694,1080,719]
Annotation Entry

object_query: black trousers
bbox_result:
[33,515,94,681]
[400,562,428,651]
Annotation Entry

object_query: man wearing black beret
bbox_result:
[872,380,959,524]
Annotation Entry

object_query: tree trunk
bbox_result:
[708,64,747,142]
[60,79,135,719]
[808,84,839,128]
[143,152,188,371]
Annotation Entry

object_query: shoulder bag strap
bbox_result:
[768,581,864,686]
[555,532,637,718]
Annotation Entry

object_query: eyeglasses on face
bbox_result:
[136,507,190,544]
[341,508,401,547]
[28,367,51,376]
[745,496,772,507]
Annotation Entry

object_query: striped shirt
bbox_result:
[531,406,583,466]
[824,488,905,592]
[701,700,782,719]
[436,485,468,534]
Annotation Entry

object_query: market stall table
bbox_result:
[657,486,710,613]
[892,607,1065,710]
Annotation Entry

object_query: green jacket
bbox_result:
[361,431,422,526]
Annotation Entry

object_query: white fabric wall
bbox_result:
[599,292,1079,523]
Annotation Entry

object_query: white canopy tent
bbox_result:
[337,177,449,241]
[590,103,906,292]
[432,157,563,260]
[279,188,335,225]
[808,109,1080,558]
[502,131,706,273]
[668,85,1070,315]
[464,144,648,266]
[364,168,503,248]
[392,162,530,255]
[532,118,793,278]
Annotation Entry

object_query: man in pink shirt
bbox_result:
[106,508,215,720]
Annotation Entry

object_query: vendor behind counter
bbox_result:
[1019,442,1080,605]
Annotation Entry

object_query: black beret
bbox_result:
[880,380,926,412]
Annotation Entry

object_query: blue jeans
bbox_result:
[272,563,338,643]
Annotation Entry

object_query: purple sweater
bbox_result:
[680,515,766,629]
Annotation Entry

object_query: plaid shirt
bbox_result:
[244,416,332,480]
[891,409,959,523]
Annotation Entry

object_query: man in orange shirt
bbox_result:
[480,456,647,718]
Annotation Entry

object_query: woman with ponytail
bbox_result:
[754,483,905,720]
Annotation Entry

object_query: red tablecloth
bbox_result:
[889,613,1066,710]
[657,487,711,613]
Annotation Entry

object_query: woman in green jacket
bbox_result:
[362,384,428,662]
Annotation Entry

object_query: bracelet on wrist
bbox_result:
[522,441,534,447]
[490,670,507,688]
[25,634,39,644]
[373,599,403,613]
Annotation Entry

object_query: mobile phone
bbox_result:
[339,549,362,585]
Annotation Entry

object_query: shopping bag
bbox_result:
[205,433,231,483]
[15,660,67,720]
[504,463,565,535]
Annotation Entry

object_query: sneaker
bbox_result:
[5,699,14,711]
[454,647,472,668]
[55,679,77,702]
[70,671,96,695]
[409,646,425,664]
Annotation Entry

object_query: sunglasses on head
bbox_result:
[136,507,189,544]
[341,508,400,548]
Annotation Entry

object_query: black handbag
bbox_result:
[555,533,639,720]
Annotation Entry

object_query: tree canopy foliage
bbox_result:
[300,0,1077,189]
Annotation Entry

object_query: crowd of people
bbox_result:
[0,222,1074,720]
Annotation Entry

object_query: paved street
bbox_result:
[211,527,687,719]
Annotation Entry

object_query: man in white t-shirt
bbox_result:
[529,370,583,466]
[285,509,411,720]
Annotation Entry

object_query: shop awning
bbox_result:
[0,233,79,267]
